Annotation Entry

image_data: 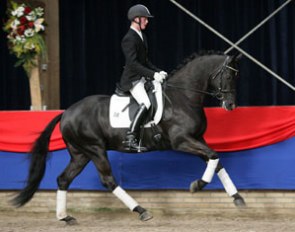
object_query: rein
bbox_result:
[165,83,218,98]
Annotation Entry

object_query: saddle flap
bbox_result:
[109,81,164,128]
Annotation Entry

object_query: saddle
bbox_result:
[109,80,164,128]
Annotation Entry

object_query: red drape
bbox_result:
[0,106,294,152]
[0,110,64,152]
[205,106,295,151]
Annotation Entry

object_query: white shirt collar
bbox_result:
[130,26,143,41]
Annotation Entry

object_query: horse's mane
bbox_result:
[169,50,225,76]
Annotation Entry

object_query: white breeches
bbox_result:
[130,77,151,109]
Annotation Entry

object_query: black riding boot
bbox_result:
[123,104,148,152]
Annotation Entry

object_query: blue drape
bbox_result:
[1,137,295,190]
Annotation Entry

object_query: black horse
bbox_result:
[12,52,245,223]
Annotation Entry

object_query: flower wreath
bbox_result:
[3,1,47,74]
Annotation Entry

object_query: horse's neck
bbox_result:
[167,59,210,105]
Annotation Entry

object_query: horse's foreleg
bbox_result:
[189,158,219,192]
[176,138,220,192]
[215,163,246,207]
[201,158,220,184]
[176,137,246,207]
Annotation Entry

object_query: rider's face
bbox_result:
[135,17,148,30]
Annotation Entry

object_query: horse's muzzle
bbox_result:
[222,100,236,111]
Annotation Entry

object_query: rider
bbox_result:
[118,4,167,152]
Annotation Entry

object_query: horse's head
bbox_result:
[166,52,242,110]
[209,54,242,111]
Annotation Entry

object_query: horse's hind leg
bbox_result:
[56,144,90,225]
[215,162,246,207]
[82,146,153,221]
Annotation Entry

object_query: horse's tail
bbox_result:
[12,113,63,207]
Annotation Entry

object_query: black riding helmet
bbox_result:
[127,4,154,21]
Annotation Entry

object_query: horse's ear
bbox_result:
[233,53,243,61]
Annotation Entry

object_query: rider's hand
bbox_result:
[159,71,168,79]
[153,72,165,83]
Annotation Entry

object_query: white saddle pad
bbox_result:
[109,81,163,128]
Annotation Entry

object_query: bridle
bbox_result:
[165,57,239,100]
[209,57,239,100]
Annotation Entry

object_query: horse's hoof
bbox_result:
[139,211,153,221]
[234,197,246,208]
[190,180,207,193]
[190,180,200,192]
[60,216,78,225]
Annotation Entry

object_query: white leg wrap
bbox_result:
[217,168,238,196]
[112,186,139,211]
[202,159,219,183]
[56,190,67,220]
